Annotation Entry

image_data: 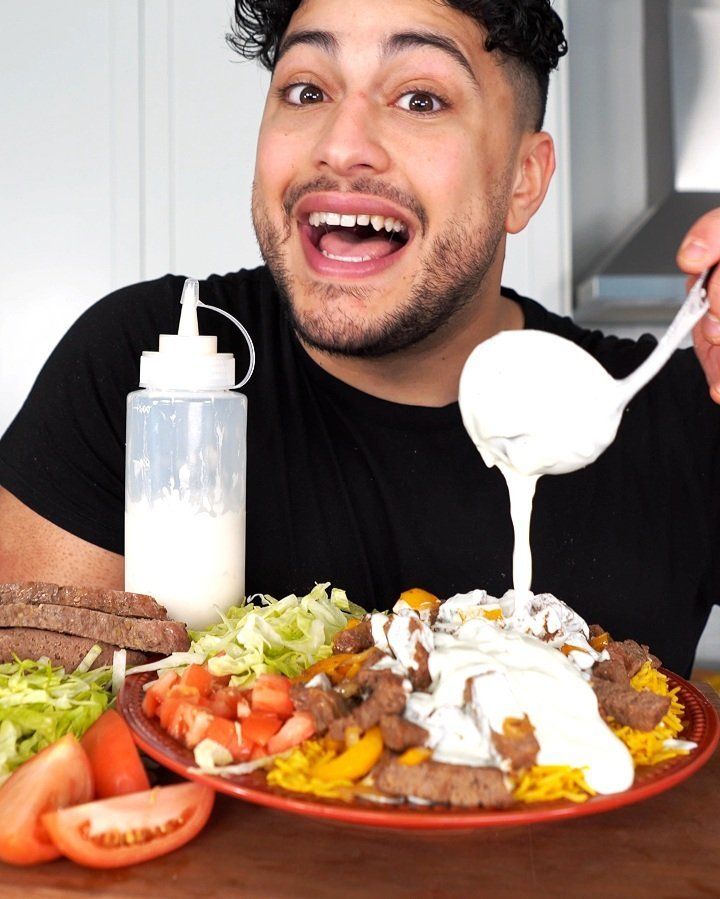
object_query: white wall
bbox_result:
[0,0,266,436]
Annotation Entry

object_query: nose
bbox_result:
[311,94,391,177]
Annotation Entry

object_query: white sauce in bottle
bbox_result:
[124,495,245,630]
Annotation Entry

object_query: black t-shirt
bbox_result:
[1,267,718,676]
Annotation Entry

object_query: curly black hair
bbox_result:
[227,0,568,130]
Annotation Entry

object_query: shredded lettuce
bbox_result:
[128,583,366,687]
[190,583,365,685]
[0,657,112,783]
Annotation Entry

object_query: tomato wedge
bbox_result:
[0,734,94,865]
[81,710,150,798]
[41,782,215,869]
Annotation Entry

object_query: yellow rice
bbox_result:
[266,739,354,800]
[513,766,595,804]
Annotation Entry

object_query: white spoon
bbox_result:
[459,266,716,478]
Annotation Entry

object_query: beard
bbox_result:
[251,177,510,359]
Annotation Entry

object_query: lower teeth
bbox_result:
[320,250,373,263]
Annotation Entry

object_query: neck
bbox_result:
[300,281,524,408]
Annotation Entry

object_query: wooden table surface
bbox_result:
[2,684,718,899]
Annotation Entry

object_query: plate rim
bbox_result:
[118,669,720,830]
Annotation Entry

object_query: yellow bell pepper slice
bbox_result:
[397,746,432,766]
[313,726,384,782]
[399,588,440,614]
[294,648,375,685]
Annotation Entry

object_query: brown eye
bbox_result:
[285,83,326,105]
[396,91,445,113]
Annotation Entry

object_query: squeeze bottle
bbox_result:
[124,278,255,629]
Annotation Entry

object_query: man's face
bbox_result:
[252,0,522,357]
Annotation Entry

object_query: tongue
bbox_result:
[318,229,399,260]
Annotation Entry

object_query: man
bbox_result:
[0,0,718,676]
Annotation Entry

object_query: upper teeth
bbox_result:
[308,211,406,233]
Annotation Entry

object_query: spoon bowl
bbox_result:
[459,266,715,478]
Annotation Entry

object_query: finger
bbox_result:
[677,208,720,273]
[699,310,720,346]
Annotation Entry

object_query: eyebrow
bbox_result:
[276,30,338,64]
[381,31,480,90]
[275,28,479,90]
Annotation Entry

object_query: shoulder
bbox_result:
[505,288,658,380]
[74,267,275,337]
[55,267,278,371]
[505,287,720,440]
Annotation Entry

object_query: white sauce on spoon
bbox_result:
[459,268,714,593]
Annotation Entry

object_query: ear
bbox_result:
[504,132,556,235]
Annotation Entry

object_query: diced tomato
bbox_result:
[81,710,150,799]
[158,694,184,732]
[205,717,249,761]
[267,712,316,755]
[251,674,294,718]
[242,711,283,747]
[0,735,94,866]
[167,684,204,704]
[142,670,179,718]
[41,782,215,869]
[179,664,214,697]
[206,686,246,720]
[167,702,213,749]
[250,744,268,761]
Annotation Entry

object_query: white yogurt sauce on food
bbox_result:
[399,615,634,794]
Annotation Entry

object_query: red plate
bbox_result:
[118,670,719,830]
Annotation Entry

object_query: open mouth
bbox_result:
[304,211,410,263]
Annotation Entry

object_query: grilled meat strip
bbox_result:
[0,603,189,654]
[0,628,148,670]
[375,759,513,808]
[289,683,350,734]
[328,670,407,740]
[379,715,429,752]
[593,638,661,684]
[490,717,540,772]
[0,582,168,619]
[332,618,374,654]
[591,677,670,731]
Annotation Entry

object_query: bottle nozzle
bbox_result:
[178,278,200,337]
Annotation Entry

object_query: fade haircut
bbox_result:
[227,0,568,131]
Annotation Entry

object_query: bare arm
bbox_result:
[0,486,124,588]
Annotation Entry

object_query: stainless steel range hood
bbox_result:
[576,0,720,325]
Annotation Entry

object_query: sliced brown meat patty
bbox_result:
[0,582,168,619]
[374,759,513,808]
[0,628,148,671]
[0,603,189,654]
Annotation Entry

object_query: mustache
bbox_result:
[282,176,428,236]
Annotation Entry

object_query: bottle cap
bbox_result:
[139,279,255,390]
